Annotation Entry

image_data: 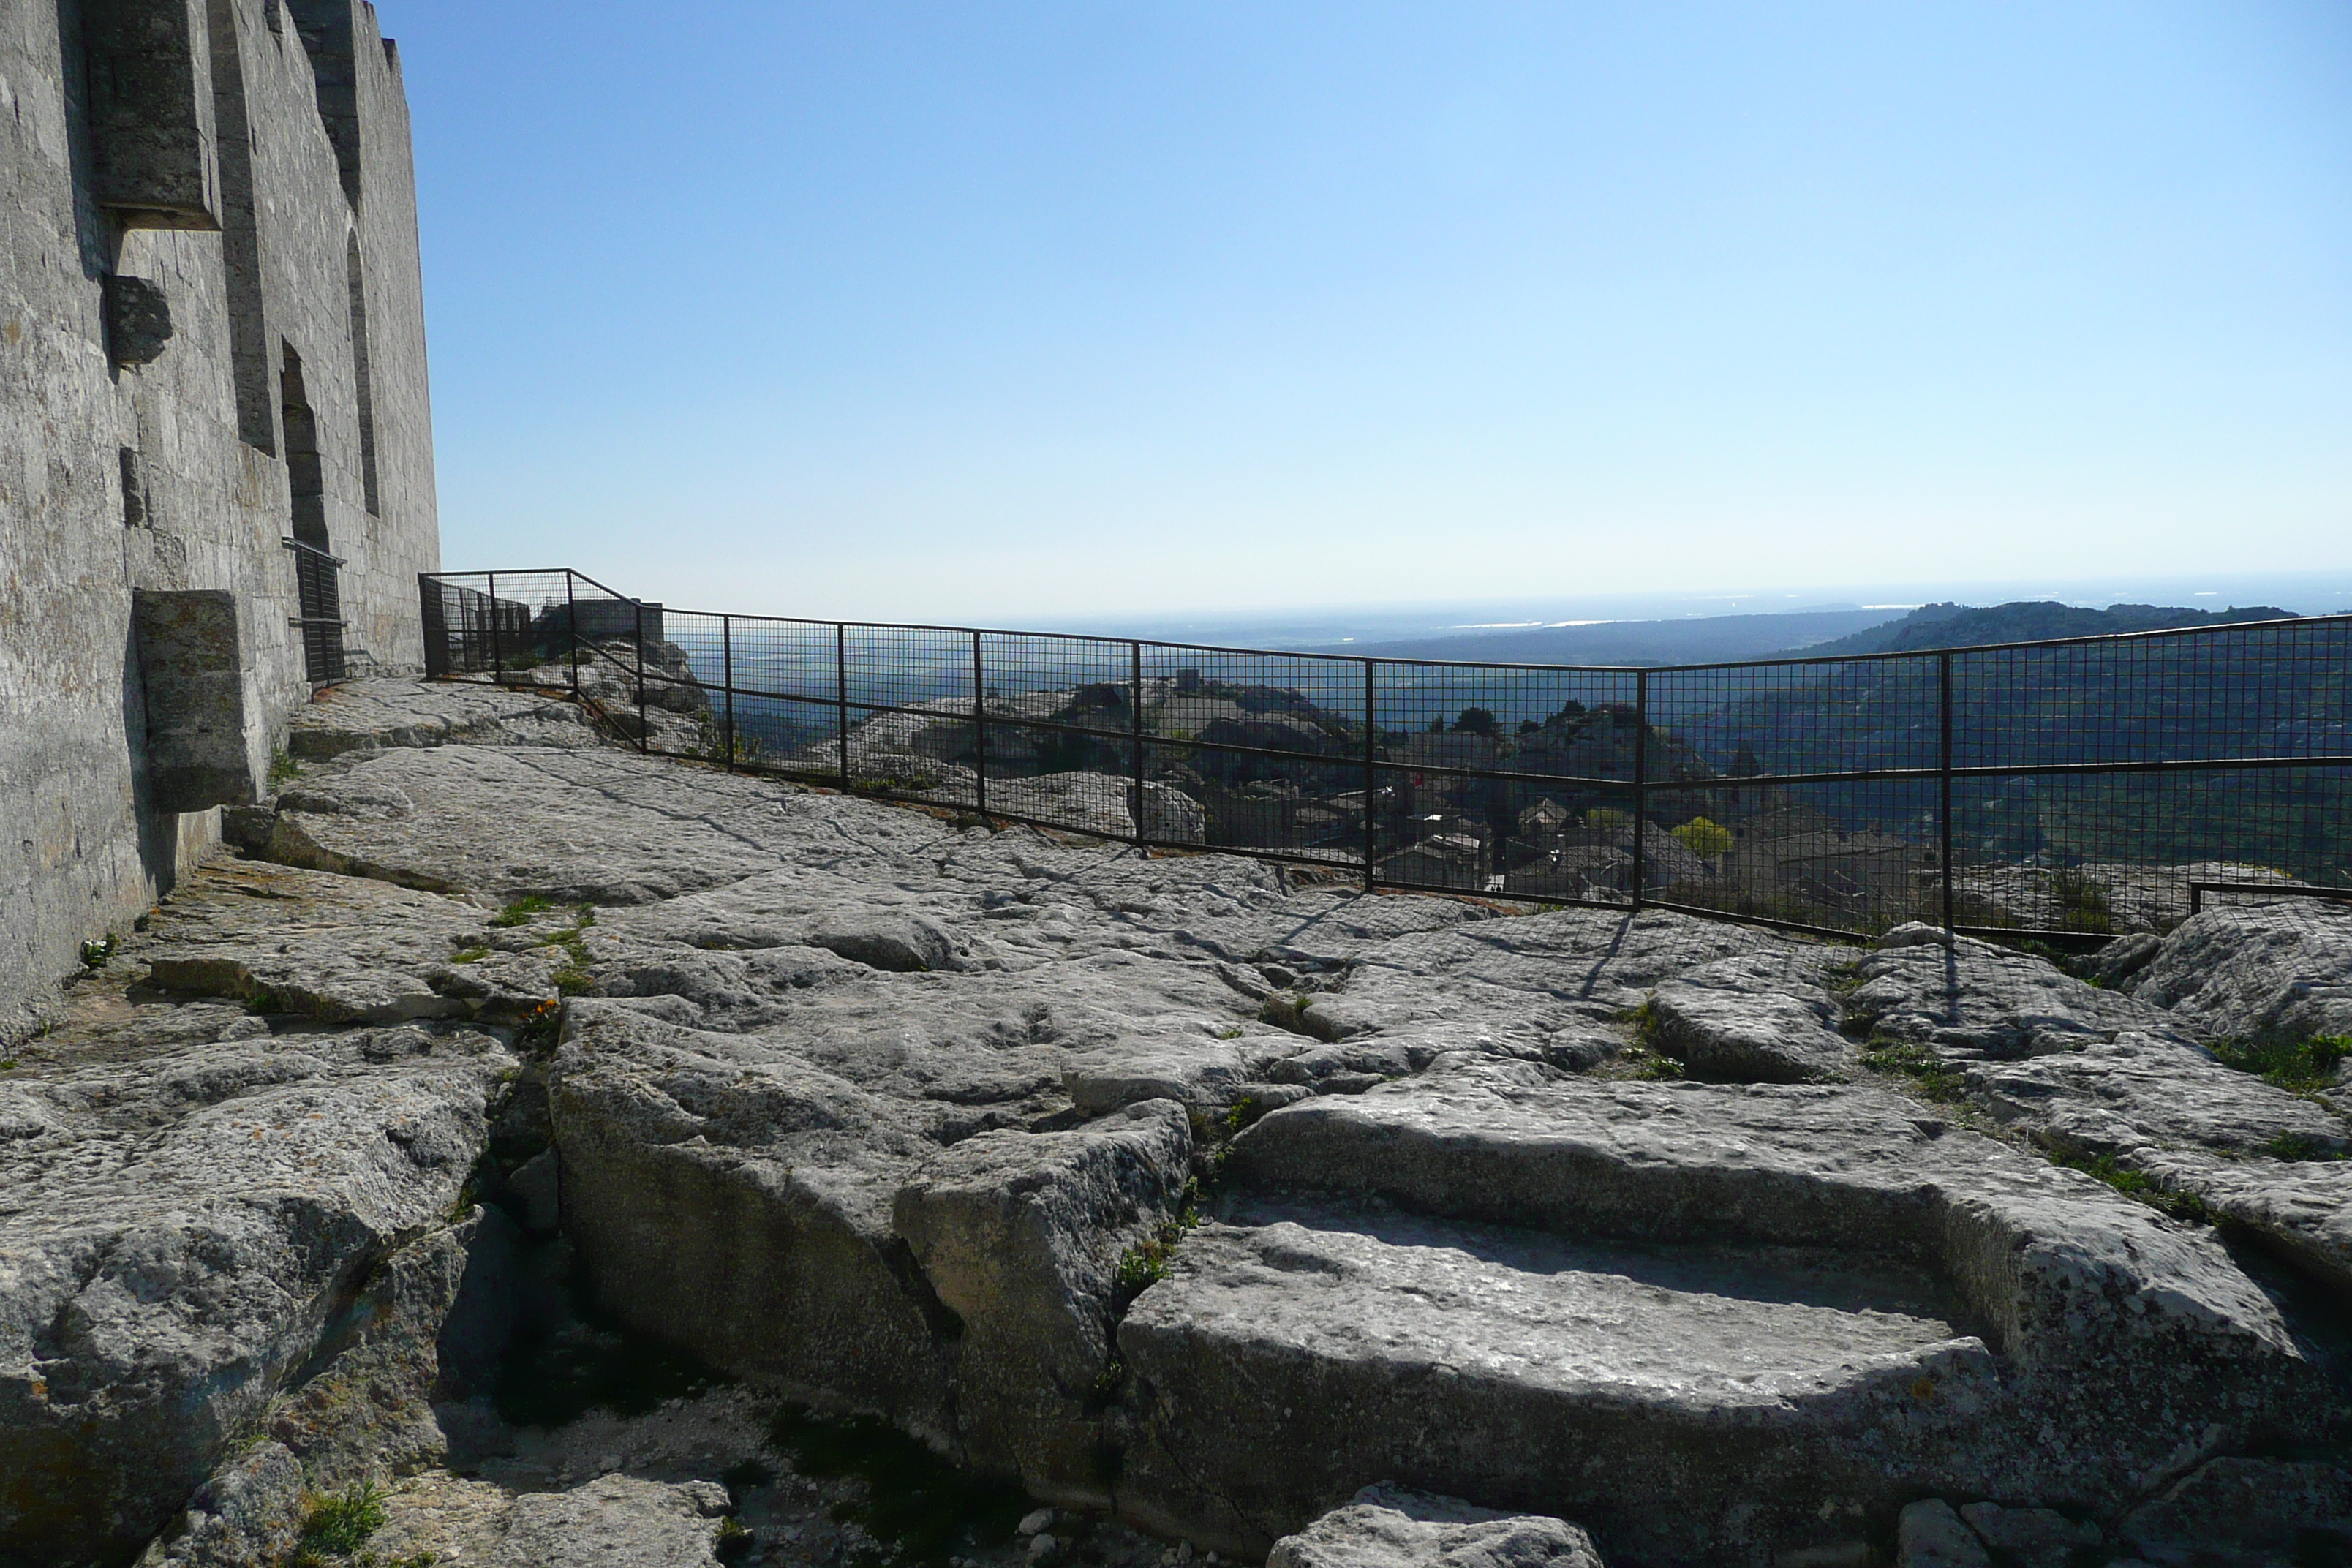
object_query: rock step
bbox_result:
[1117,1195,1989,1564]
[1117,1068,2328,1564]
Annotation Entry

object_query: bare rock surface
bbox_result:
[14,679,2348,1568]
[286,674,601,759]
[1645,954,1856,1082]
[1954,1502,2101,1568]
[895,1100,1194,1501]
[1894,1500,1988,1568]
[1961,1030,2348,1158]
[1849,924,2184,1060]
[1267,1484,1605,1568]
[0,875,514,1567]
[366,1471,734,1567]
[2130,900,2352,1043]
[130,856,562,1023]
[1848,924,2352,1296]
[1145,1065,2321,1561]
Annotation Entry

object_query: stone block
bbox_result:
[134,589,264,813]
[84,0,220,227]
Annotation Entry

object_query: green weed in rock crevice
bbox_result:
[489,895,556,929]
[291,1482,386,1567]
[2212,1034,2352,1098]
[2048,1148,2210,1224]
[1613,998,1682,1079]
[1861,1041,1968,1104]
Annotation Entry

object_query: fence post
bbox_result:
[722,614,736,774]
[1940,652,1956,932]
[971,630,989,819]
[1631,671,1648,910]
[634,598,649,753]
[1363,660,1377,893]
[486,571,502,679]
[565,573,580,697]
[836,624,851,788]
[1130,641,1146,848]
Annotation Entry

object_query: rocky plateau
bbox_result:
[4,676,2350,1568]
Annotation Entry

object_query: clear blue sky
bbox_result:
[396,2,2352,624]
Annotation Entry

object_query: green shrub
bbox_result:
[1670,817,1734,859]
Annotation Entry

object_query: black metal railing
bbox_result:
[419,568,2352,943]
[287,537,347,685]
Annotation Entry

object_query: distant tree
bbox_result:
[1518,719,1541,734]
[1730,744,1763,777]
[1453,707,1499,735]
[1585,807,1632,834]
[1672,816,1734,859]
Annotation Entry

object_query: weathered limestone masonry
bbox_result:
[1,0,437,1039]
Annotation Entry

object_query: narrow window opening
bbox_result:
[279,343,326,549]
[345,232,380,516]
[280,343,345,684]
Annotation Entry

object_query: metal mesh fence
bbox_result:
[420,570,2352,941]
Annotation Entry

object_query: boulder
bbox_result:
[894,1100,1193,1500]
[1267,1484,1604,1568]
[1894,1501,1987,1568]
[1645,957,1856,1082]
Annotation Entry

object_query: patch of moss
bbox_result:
[551,965,593,997]
[448,946,489,965]
[2212,1034,2352,1097]
[268,748,303,786]
[1820,961,1866,998]
[1862,1041,1968,1103]
[489,895,557,929]
[2264,1131,2344,1163]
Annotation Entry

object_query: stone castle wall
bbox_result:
[1,0,437,1037]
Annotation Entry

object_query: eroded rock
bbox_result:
[894,1100,1192,1501]
[0,979,510,1567]
[1267,1484,1605,1568]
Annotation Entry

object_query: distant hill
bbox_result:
[1313,607,1907,666]
[1779,601,2299,659]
